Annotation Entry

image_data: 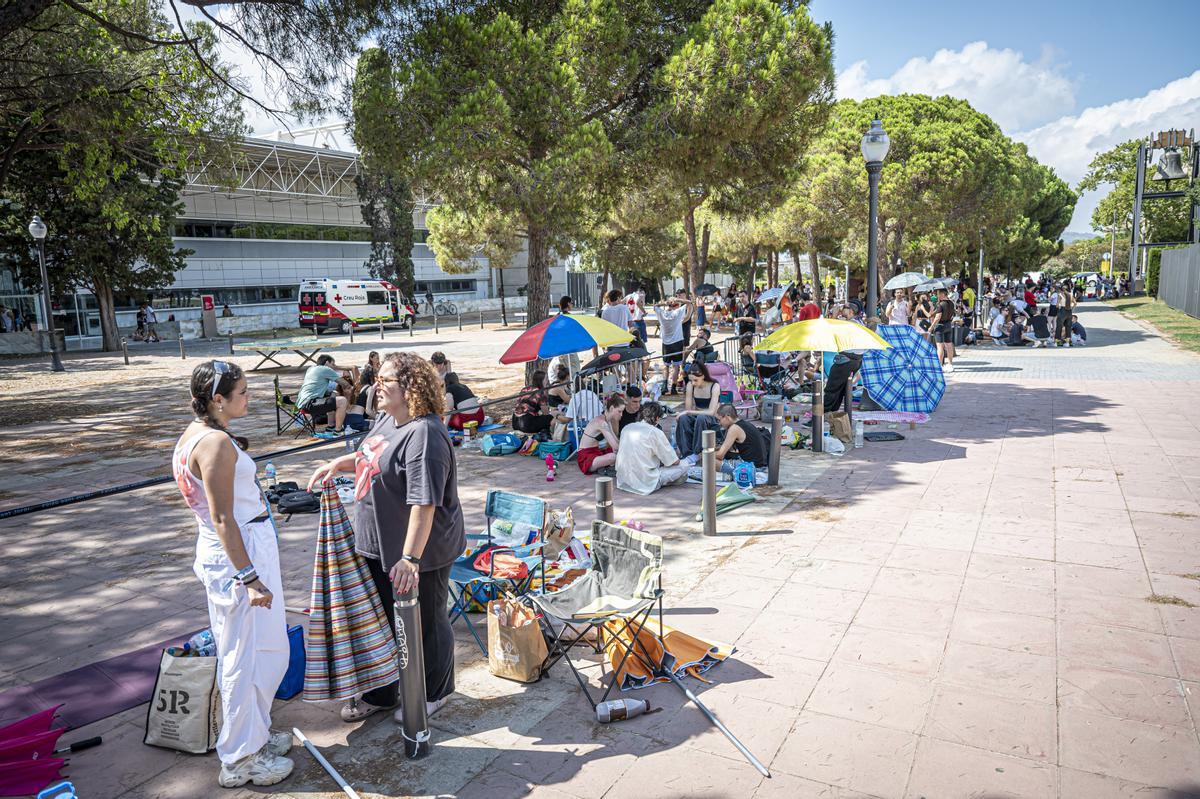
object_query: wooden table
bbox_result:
[232,336,340,371]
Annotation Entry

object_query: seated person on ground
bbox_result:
[713,404,769,472]
[513,369,553,435]
[616,402,688,495]
[430,351,450,384]
[554,378,604,442]
[1071,315,1087,345]
[1028,308,1053,347]
[575,395,625,475]
[1005,313,1030,347]
[619,386,643,431]
[547,364,572,410]
[674,361,721,458]
[987,303,1008,345]
[297,354,350,432]
[738,334,756,375]
[343,365,377,431]
[443,372,484,429]
[683,326,717,364]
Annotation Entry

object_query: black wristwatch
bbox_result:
[402,554,421,566]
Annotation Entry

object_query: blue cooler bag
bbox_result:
[275,624,305,699]
[481,433,522,456]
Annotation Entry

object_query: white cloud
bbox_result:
[837,41,1076,132]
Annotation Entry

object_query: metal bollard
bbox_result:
[479,310,484,329]
[379,321,385,340]
[178,336,186,359]
[348,322,355,343]
[394,589,430,759]
[767,406,783,486]
[434,311,439,334]
[702,429,717,536]
[811,369,824,454]
[457,313,462,331]
[227,333,234,355]
[121,337,129,365]
[595,476,614,524]
[409,317,414,337]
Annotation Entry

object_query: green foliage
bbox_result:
[356,167,416,297]
[577,180,687,286]
[426,204,523,276]
[1079,140,1192,244]
[228,222,373,241]
[1147,248,1162,297]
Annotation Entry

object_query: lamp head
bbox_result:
[28,214,47,240]
[860,116,890,164]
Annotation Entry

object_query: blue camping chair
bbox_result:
[449,490,548,654]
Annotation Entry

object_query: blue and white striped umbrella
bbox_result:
[859,324,945,413]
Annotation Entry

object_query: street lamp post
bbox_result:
[861,117,890,320]
[27,215,64,372]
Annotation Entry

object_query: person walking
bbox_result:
[172,361,293,788]
[309,353,464,725]
[1055,280,1075,347]
[930,288,957,372]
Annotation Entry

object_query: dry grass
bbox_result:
[1147,594,1196,608]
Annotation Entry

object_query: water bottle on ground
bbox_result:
[854,420,864,449]
[264,461,277,487]
[545,454,556,482]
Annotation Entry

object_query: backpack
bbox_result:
[754,425,773,464]
[277,490,320,514]
[480,433,523,456]
[264,481,301,504]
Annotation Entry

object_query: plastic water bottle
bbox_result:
[264,461,277,486]
[732,460,755,489]
[186,629,216,657]
[545,454,556,482]
[854,420,864,449]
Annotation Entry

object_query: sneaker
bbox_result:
[427,696,449,717]
[595,465,616,478]
[266,729,292,756]
[943,362,955,373]
[342,697,394,722]
[218,746,294,788]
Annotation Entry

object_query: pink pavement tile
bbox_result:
[1150,573,1200,603]
[895,526,977,552]
[805,663,935,733]
[1056,540,1147,571]
[798,559,881,593]
[771,583,866,624]
[772,711,918,798]
[833,625,945,678]
[939,641,1057,704]
[809,536,897,567]
[924,685,1056,762]
[966,552,1056,589]
[882,545,971,576]
[869,567,963,604]
[1056,593,1166,634]
[977,516,1056,539]
[973,531,1055,561]
[1057,563,1152,599]
[1060,706,1200,787]
[1056,521,1140,547]
[707,652,826,709]
[686,569,786,613]
[1170,636,1200,682]
[609,743,765,799]
[738,616,848,663]
[752,771,878,798]
[853,595,955,638]
[1058,661,1192,728]
[1159,604,1200,640]
[903,738,1057,799]
[957,577,1056,618]
[676,692,801,765]
[1142,546,1200,577]
[1125,495,1200,516]
[1056,486,1130,510]
[949,607,1056,656]
[1130,510,1200,545]
[1058,622,1178,677]
[1057,767,1191,799]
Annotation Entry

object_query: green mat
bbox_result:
[696,483,756,521]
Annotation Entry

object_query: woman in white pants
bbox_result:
[172,360,293,788]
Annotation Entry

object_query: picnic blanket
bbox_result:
[805,410,929,424]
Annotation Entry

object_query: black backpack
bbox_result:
[277,490,320,515]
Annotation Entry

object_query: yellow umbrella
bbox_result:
[754,317,890,353]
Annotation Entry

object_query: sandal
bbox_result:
[340,697,391,722]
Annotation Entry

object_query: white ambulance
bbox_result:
[298,279,415,334]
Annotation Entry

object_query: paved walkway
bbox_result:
[3,301,1200,798]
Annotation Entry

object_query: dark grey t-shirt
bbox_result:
[353,413,466,571]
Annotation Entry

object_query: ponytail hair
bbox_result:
[189,360,248,449]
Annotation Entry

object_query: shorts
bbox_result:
[576,446,606,474]
[302,395,338,422]
[634,320,648,343]
[663,339,685,364]
[934,324,955,344]
[448,406,485,430]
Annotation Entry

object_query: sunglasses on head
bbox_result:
[211,361,229,399]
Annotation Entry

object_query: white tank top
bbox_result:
[172,427,267,533]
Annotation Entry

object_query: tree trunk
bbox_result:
[748,245,758,291]
[92,276,121,352]
[498,267,507,325]
[683,203,701,289]
[699,223,710,280]
[806,225,825,311]
[889,223,905,280]
[600,262,610,302]
[525,221,551,382]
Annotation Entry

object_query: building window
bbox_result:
[414,280,475,294]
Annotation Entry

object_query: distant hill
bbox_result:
[1060,230,1099,244]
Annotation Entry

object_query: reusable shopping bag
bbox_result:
[143,649,220,754]
[486,596,548,683]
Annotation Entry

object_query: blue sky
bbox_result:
[809,0,1200,233]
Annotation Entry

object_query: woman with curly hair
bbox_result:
[172,360,293,788]
[308,352,465,724]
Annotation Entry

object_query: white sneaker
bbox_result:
[427,696,450,717]
[218,746,294,788]
[943,362,955,373]
[266,729,292,756]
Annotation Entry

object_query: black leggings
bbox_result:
[362,557,456,706]
[513,414,553,434]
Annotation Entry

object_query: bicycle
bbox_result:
[434,300,458,316]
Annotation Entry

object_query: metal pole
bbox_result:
[702,429,717,536]
[663,671,770,777]
[1130,140,1147,292]
[348,322,354,342]
[293,728,362,799]
[457,313,462,331]
[866,161,882,320]
[35,241,65,372]
[811,357,824,454]
[595,476,614,524]
[767,406,783,486]
[1109,206,1118,275]
[394,590,430,759]
[977,229,985,327]
[434,309,439,334]
[178,335,186,359]
[479,310,484,329]
[228,332,234,355]
[379,320,385,340]
[121,337,129,365]
[409,317,414,337]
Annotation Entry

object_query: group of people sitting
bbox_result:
[985,280,1088,348]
